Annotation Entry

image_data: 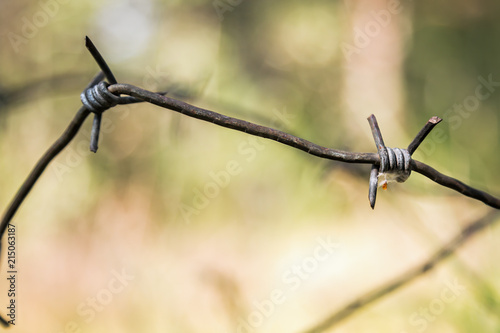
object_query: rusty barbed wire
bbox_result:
[106,82,500,209]
[0,36,499,328]
[367,115,440,208]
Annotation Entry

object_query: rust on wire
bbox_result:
[407,116,443,155]
[105,83,500,208]
[1,37,499,239]
[367,114,440,209]
[0,36,499,326]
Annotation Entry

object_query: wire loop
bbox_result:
[381,147,411,182]
[367,115,414,208]
[80,81,119,114]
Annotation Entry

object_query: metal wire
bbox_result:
[80,81,120,152]
[382,147,411,182]
[80,81,119,114]
[1,36,500,329]
[368,115,413,208]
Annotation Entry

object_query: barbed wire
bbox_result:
[106,82,500,209]
[0,36,499,327]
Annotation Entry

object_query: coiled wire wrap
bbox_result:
[80,81,120,114]
[378,147,411,182]
[80,81,121,152]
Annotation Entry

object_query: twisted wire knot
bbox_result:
[80,81,119,114]
[378,147,411,183]
[80,81,121,153]
[367,114,442,209]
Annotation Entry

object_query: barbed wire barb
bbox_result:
[367,114,441,209]
[0,36,499,329]
[84,36,118,152]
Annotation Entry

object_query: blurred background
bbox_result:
[1,0,500,332]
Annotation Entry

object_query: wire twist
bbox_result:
[379,147,411,182]
[366,115,443,208]
[80,81,119,114]
[0,34,497,330]
[368,115,432,209]
[80,81,120,152]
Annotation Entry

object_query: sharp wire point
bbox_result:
[85,36,117,85]
[83,37,119,153]
[369,165,379,209]
[407,116,443,155]
[367,115,412,208]
[2,34,500,332]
